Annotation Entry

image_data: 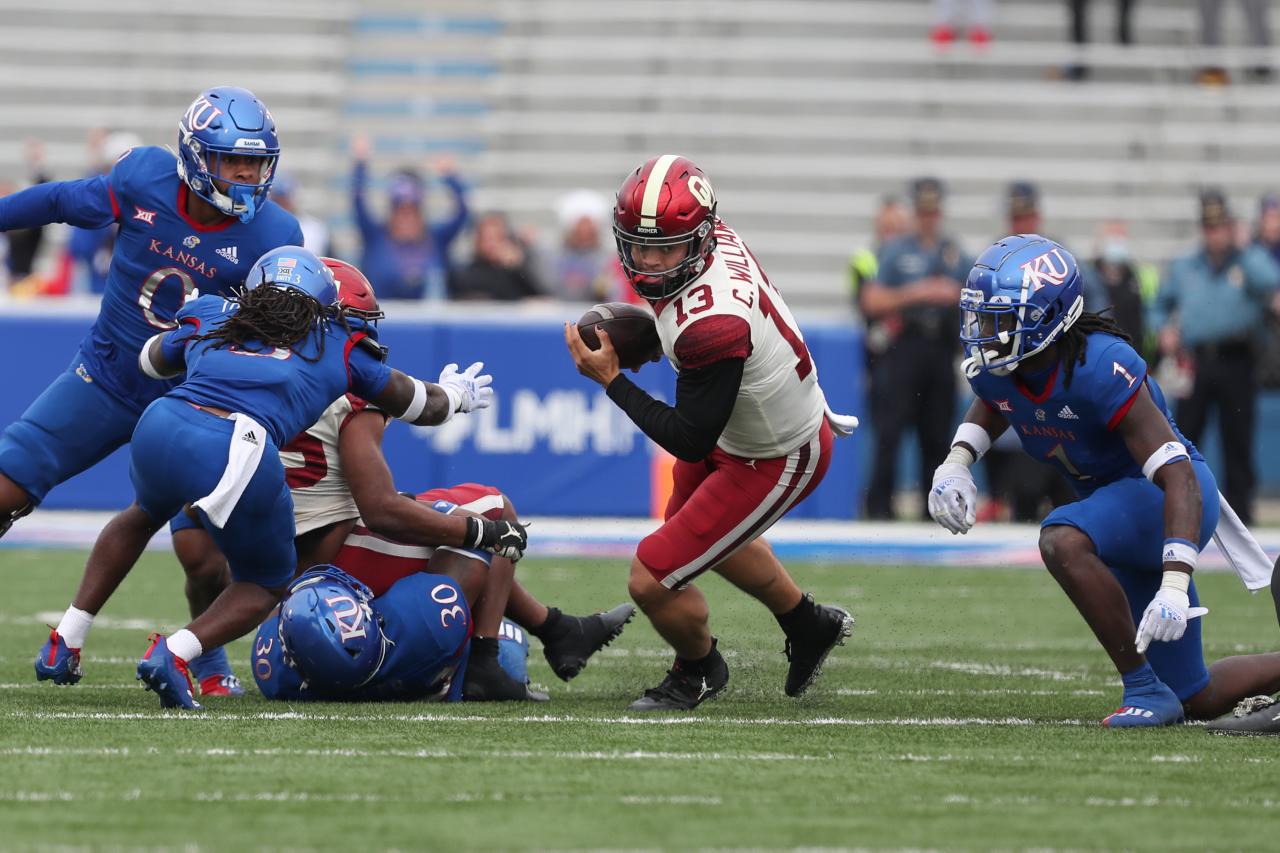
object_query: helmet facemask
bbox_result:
[615,215,716,301]
[960,288,1084,378]
[177,135,278,224]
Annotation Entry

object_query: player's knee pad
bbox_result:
[0,502,33,540]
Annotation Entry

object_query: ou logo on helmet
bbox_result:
[687,175,715,209]
[1020,247,1070,293]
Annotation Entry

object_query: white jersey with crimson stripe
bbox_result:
[279,394,383,536]
[652,219,826,458]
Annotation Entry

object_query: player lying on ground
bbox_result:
[5,87,301,693]
[929,234,1280,728]
[35,247,504,710]
[565,155,860,711]
[252,490,586,703]
[255,565,538,702]
[171,259,633,700]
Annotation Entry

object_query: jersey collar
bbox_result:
[1013,361,1060,404]
[177,184,237,233]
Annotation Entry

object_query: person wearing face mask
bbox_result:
[1083,221,1154,356]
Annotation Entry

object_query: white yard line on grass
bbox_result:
[836,688,1108,697]
[0,745,829,763]
[10,710,1091,726]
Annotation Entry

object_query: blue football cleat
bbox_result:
[1102,681,1184,728]
[136,634,203,711]
[34,629,82,685]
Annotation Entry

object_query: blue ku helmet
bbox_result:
[246,246,339,310]
[960,234,1085,378]
[176,86,280,223]
[279,565,388,693]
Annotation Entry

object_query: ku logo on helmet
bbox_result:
[1020,247,1071,293]
[183,96,222,132]
[324,594,368,642]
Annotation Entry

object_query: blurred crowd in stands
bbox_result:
[851,176,1280,526]
[0,131,634,306]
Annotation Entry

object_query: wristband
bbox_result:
[440,381,462,423]
[953,422,992,460]
[464,515,485,549]
[397,378,428,424]
[139,333,179,379]
[943,444,977,467]
[1142,441,1189,482]
[1161,538,1198,572]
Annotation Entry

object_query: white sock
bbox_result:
[166,629,203,664]
[55,606,94,649]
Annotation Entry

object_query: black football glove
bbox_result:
[465,516,529,561]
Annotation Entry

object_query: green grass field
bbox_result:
[1,548,1277,851]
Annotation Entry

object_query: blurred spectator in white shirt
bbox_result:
[539,189,630,302]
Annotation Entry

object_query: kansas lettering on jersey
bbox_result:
[969,331,1202,495]
[652,219,826,458]
[163,294,391,446]
[280,394,388,536]
[0,146,303,413]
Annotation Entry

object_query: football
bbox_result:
[576,302,662,370]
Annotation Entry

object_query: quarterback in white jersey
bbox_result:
[566,154,858,712]
[652,217,826,459]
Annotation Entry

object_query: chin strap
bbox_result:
[962,348,1016,379]
[0,502,33,540]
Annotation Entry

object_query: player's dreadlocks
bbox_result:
[192,284,332,362]
[1060,310,1132,389]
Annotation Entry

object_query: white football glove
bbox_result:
[928,462,978,535]
[1135,587,1208,654]
[438,361,494,414]
[824,404,860,438]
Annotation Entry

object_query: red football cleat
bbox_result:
[199,674,245,697]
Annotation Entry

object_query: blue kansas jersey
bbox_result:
[0,146,302,413]
[254,573,471,702]
[160,294,391,446]
[968,332,1201,496]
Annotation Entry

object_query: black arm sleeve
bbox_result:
[605,358,745,462]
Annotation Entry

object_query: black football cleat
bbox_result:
[1206,695,1280,736]
[542,603,636,681]
[462,652,549,702]
[783,596,854,697]
[627,642,729,712]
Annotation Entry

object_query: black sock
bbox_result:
[528,607,565,640]
[676,638,721,673]
[470,636,500,662]
[775,594,816,636]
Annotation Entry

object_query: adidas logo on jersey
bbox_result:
[216,246,239,264]
[1057,405,1079,420]
[241,430,258,446]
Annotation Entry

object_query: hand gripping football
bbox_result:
[576,302,662,371]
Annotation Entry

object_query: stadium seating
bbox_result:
[1,0,1279,306]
